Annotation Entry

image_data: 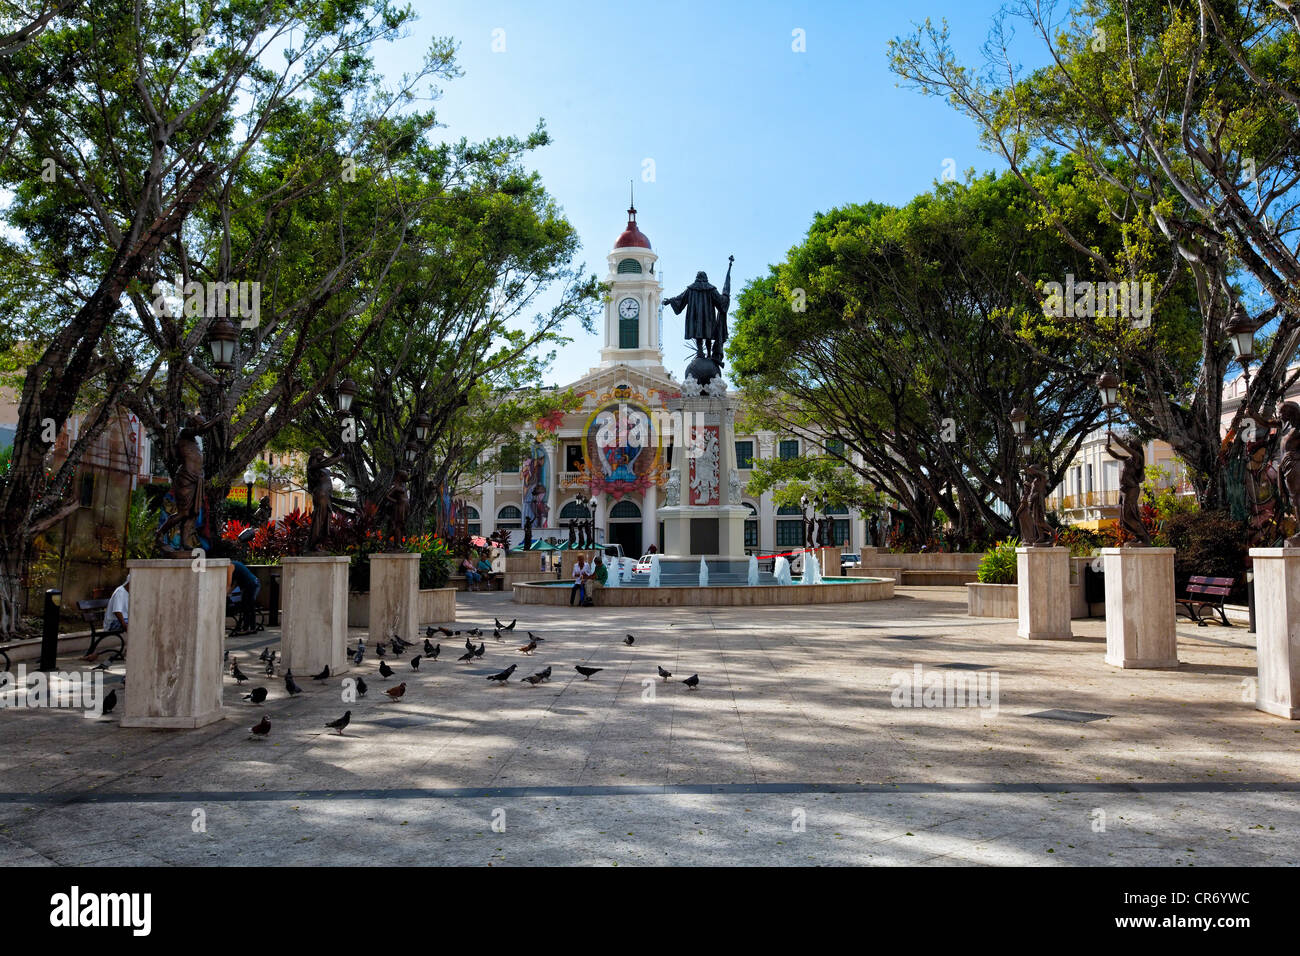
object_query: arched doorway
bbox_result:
[607,499,641,556]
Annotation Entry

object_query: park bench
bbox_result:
[1176,575,1235,627]
[76,598,126,660]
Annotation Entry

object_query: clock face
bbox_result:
[618,297,640,319]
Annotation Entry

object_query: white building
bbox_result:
[459,203,868,555]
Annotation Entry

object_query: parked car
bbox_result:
[841,552,862,569]
[634,553,656,574]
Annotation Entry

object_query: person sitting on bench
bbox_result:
[461,555,484,591]
[103,575,130,635]
[228,559,261,632]
[570,556,589,606]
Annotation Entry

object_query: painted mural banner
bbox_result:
[578,385,670,501]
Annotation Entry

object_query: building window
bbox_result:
[827,506,850,547]
[609,500,641,519]
[616,258,642,274]
[78,472,95,507]
[565,444,585,472]
[619,316,639,349]
[744,502,758,548]
[779,439,799,460]
[560,500,589,520]
[464,505,481,537]
[776,504,802,548]
[735,440,754,469]
[499,446,519,472]
[826,439,845,458]
[497,504,522,530]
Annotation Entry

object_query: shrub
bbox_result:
[977,538,1019,584]
[1162,510,1249,599]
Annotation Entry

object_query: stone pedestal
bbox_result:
[1103,547,1179,668]
[280,556,350,677]
[1016,546,1071,640]
[120,558,227,729]
[368,551,420,641]
[1249,548,1300,719]
[657,392,748,558]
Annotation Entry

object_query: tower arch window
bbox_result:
[620,316,639,349]
[616,258,642,274]
[496,504,522,530]
[609,500,641,519]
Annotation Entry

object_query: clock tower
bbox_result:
[599,201,663,368]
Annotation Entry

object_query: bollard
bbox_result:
[38,588,61,671]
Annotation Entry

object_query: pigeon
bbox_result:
[537,666,552,682]
[264,659,276,677]
[285,671,303,696]
[486,664,517,683]
[411,655,421,671]
[624,635,635,645]
[473,642,485,659]
[355,677,368,698]
[391,634,412,652]
[385,682,407,700]
[423,638,435,656]
[574,665,603,680]
[493,628,503,642]
[426,644,440,661]
[243,687,268,704]
[375,642,386,658]
[224,649,229,663]
[517,640,537,655]
[682,674,700,690]
[101,689,117,716]
[312,665,331,681]
[352,642,365,665]
[249,715,271,738]
[325,711,351,735]
[468,627,482,637]
[436,625,453,636]
[378,660,395,679]
[259,647,274,662]
[521,674,545,686]
[456,648,475,662]
[232,662,249,684]
[527,630,545,643]
[495,617,517,632]
[657,665,672,681]
[464,637,475,654]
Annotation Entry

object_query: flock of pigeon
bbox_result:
[237,616,699,740]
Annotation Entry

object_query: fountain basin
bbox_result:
[511,576,895,607]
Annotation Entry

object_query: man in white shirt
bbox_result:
[103,574,130,633]
[570,556,588,607]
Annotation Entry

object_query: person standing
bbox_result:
[570,555,589,607]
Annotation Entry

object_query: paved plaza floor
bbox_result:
[2,586,1297,866]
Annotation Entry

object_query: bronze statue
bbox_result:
[155,412,218,555]
[253,495,272,526]
[664,257,733,378]
[567,518,576,547]
[1015,464,1054,547]
[1105,432,1151,546]
[523,514,533,551]
[306,447,345,551]
[384,469,410,549]
[1277,402,1300,547]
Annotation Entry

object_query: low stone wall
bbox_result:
[512,577,895,607]
[347,587,456,629]
[859,549,986,571]
[967,582,1018,618]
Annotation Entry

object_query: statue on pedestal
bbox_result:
[567,518,576,548]
[306,447,345,551]
[664,256,733,384]
[1106,432,1151,547]
[384,470,409,549]
[1015,464,1054,547]
[523,514,533,551]
[155,412,219,555]
[1275,403,1300,547]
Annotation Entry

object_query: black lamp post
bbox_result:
[208,316,238,377]
[1009,406,1029,454]
[404,440,420,464]
[336,377,358,414]
[414,412,432,443]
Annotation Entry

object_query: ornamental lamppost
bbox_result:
[208,316,239,380]
[243,466,256,513]
[1009,406,1030,454]
[336,377,358,414]
[413,412,432,443]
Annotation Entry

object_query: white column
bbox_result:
[1102,547,1178,667]
[758,435,775,550]
[592,493,607,545]
[545,441,558,532]
[481,473,496,536]
[642,483,657,554]
[1017,547,1072,640]
[1251,548,1300,718]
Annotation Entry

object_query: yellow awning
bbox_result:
[1070,518,1118,531]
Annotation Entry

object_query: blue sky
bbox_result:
[381,0,1048,384]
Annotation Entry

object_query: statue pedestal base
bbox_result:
[369,552,420,641]
[281,556,350,677]
[1103,547,1179,668]
[1016,547,1072,640]
[1249,548,1300,718]
[658,505,750,559]
[120,558,227,729]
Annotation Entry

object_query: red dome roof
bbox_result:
[614,205,651,249]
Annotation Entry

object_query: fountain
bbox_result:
[801,551,822,586]
[648,553,662,588]
[699,557,709,587]
[748,554,759,586]
[773,555,792,586]
[606,557,620,588]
